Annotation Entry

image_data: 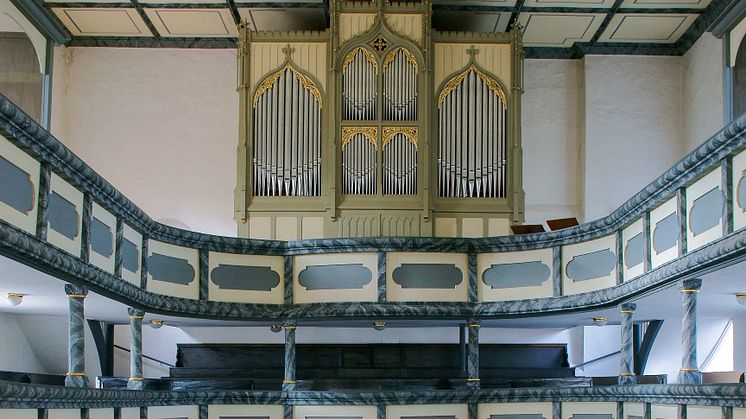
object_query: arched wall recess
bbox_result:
[0,10,46,71]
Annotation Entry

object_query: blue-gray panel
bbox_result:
[689,187,724,235]
[160,417,188,419]
[566,249,615,282]
[122,238,139,273]
[737,171,746,211]
[653,213,678,254]
[307,417,363,419]
[628,416,643,419]
[401,416,456,419]
[298,264,372,290]
[569,415,613,419]
[482,261,550,288]
[392,263,463,289]
[148,253,195,285]
[490,415,545,419]
[624,233,643,269]
[48,191,79,240]
[211,264,280,291]
[220,417,270,419]
[90,217,113,257]
[0,154,34,214]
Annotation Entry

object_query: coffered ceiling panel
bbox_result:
[599,13,698,43]
[433,11,511,33]
[238,8,327,32]
[620,0,712,9]
[52,8,151,36]
[432,0,517,6]
[523,0,616,9]
[517,12,605,47]
[145,9,237,37]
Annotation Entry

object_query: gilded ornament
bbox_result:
[383,47,418,72]
[438,64,507,106]
[253,64,323,108]
[342,47,378,73]
[382,127,417,150]
[342,127,378,149]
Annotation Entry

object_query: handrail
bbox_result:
[573,351,620,369]
[1,380,745,408]
[113,345,175,368]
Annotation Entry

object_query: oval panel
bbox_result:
[624,233,643,269]
[147,253,195,285]
[653,212,678,254]
[689,187,724,236]
[482,261,550,289]
[566,249,616,282]
[737,170,746,211]
[210,264,280,291]
[299,263,372,290]
[0,155,34,214]
[392,263,463,289]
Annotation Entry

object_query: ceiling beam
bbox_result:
[589,0,624,45]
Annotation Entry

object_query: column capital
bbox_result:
[283,321,297,330]
[128,308,145,319]
[619,303,637,314]
[681,278,702,292]
[64,284,88,298]
[467,319,480,328]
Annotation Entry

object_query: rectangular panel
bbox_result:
[620,0,711,8]
[121,408,141,419]
[732,148,746,231]
[48,410,81,419]
[599,14,697,44]
[293,253,378,303]
[52,8,151,37]
[562,402,616,419]
[650,197,678,269]
[478,248,553,301]
[294,406,377,419]
[562,235,617,295]
[89,202,116,274]
[734,408,746,419]
[434,217,457,237]
[461,218,484,238]
[622,218,644,281]
[523,0,615,7]
[0,133,40,234]
[387,252,469,302]
[650,404,677,419]
[302,216,324,239]
[623,403,644,419]
[479,402,553,419]
[0,409,38,419]
[145,9,237,37]
[686,169,724,251]
[276,216,298,241]
[121,223,143,286]
[208,404,284,419]
[686,407,721,419]
[517,12,606,47]
[147,240,200,299]
[387,404,468,419]
[249,216,272,239]
[209,252,284,304]
[89,409,115,419]
[148,406,199,419]
[47,172,84,256]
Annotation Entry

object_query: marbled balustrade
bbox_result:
[618,303,636,385]
[467,319,479,388]
[284,321,296,391]
[127,308,145,390]
[679,278,702,384]
[64,284,88,388]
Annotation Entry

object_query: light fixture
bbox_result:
[373,321,386,331]
[270,324,283,333]
[148,319,164,329]
[5,293,24,306]
[592,317,607,327]
[736,293,746,306]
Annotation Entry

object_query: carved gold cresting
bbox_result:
[342,47,379,73]
[383,47,418,72]
[342,127,378,149]
[382,127,418,150]
[252,45,323,108]
[437,47,507,106]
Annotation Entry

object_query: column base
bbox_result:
[678,370,702,384]
[64,375,89,387]
[127,378,144,390]
[466,378,480,389]
[617,374,637,385]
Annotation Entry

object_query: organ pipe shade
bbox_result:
[342,129,377,195]
[252,66,322,197]
[342,47,378,121]
[438,66,508,198]
[382,130,417,195]
[383,48,418,121]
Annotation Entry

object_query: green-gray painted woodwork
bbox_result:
[0,154,34,214]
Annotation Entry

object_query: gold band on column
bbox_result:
[619,372,635,376]
[128,315,144,319]
[679,367,700,372]
[467,323,480,328]
[66,294,87,299]
[466,377,481,382]
[65,372,86,376]
[681,289,699,293]
[128,377,145,381]
[282,380,296,384]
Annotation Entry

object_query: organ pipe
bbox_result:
[342,47,377,121]
[383,48,417,121]
[342,128,377,195]
[382,129,417,195]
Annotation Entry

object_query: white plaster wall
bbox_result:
[583,55,685,222]
[575,325,620,378]
[682,33,724,153]
[50,46,238,236]
[522,60,583,224]
[0,312,47,373]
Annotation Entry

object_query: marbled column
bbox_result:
[679,278,702,384]
[467,319,480,388]
[284,256,293,305]
[64,284,89,387]
[283,321,296,391]
[468,253,477,303]
[619,303,637,385]
[377,252,386,303]
[127,308,145,390]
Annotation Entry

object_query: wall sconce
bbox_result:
[5,293,24,306]
[270,324,283,333]
[373,321,386,331]
[148,319,164,329]
[736,293,746,306]
[592,317,607,327]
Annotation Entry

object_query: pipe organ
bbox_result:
[236,0,524,239]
